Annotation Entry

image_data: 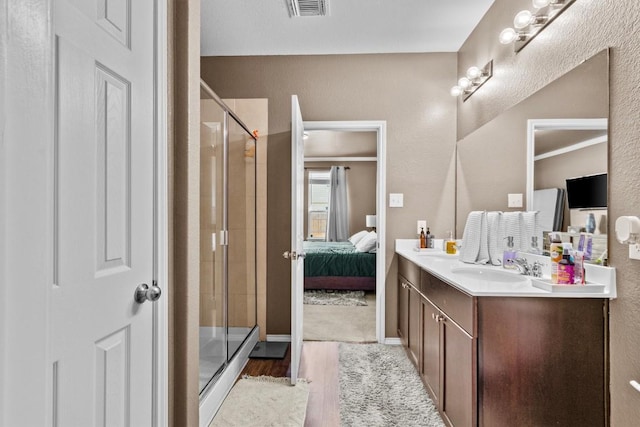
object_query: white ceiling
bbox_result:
[201,0,495,56]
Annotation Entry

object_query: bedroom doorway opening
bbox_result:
[299,121,387,344]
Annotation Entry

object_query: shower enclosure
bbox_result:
[199,80,258,403]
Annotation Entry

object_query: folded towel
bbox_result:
[501,212,522,252]
[460,211,489,264]
[521,211,541,252]
[486,211,503,265]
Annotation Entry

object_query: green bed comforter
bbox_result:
[303,241,376,277]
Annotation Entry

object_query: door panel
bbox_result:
[422,300,440,404]
[442,319,475,427]
[52,0,155,425]
[290,95,305,385]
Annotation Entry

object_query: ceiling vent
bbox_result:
[286,0,329,17]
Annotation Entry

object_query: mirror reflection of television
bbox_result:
[565,173,607,209]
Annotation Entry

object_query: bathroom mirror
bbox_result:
[456,49,609,254]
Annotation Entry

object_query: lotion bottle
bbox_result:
[419,227,427,249]
[549,232,563,284]
[557,247,575,285]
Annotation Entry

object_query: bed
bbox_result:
[303,241,376,291]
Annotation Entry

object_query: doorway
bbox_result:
[300,121,387,343]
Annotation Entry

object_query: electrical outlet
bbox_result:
[508,193,523,208]
[389,193,404,208]
[417,220,427,235]
[630,243,640,260]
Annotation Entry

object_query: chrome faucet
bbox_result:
[513,258,544,277]
[513,258,532,276]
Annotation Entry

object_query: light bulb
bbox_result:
[499,27,518,44]
[532,0,551,8]
[514,10,534,29]
[466,66,482,80]
[458,77,472,90]
[450,86,463,97]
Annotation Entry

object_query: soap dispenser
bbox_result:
[528,236,541,255]
[503,236,517,269]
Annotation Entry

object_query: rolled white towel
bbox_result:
[460,211,487,264]
[486,211,503,265]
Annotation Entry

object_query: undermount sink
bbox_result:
[449,267,528,283]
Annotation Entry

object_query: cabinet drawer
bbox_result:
[398,255,420,286]
[422,271,475,336]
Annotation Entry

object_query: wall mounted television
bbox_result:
[565,173,607,209]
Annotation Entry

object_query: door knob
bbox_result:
[135,282,162,304]
[283,251,297,260]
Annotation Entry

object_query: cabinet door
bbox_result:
[421,299,440,405]
[442,317,476,427]
[408,285,421,367]
[397,276,409,347]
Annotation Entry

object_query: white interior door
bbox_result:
[289,95,305,385]
[51,0,157,425]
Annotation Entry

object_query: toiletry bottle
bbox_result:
[549,232,563,284]
[557,247,575,285]
[419,227,427,249]
[528,236,541,255]
[503,236,517,269]
[425,227,432,249]
[446,231,457,255]
[574,251,585,285]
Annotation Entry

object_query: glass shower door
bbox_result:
[199,97,227,394]
[227,115,257,359]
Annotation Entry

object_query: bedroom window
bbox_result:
[308,170,330,240]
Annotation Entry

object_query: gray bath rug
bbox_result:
[303,290,367,306]
[338,343,445,427]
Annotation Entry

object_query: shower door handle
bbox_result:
[135,282,162,304]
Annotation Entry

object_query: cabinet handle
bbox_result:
[435,314,445,323]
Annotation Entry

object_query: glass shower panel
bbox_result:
[199,97,226,394]
[227,115,257,360]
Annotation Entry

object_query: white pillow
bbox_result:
[355,231,377,253]
[348,230,369,246]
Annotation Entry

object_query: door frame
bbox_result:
[302,121,387,343]
[0,1,168,425]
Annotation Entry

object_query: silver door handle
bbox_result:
[135,282,162,304]
[283,251,305,260]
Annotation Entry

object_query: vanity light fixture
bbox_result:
[450,60,493,101]
[499,0,575,52]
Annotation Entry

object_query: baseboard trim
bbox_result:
[384,337,402,345]
[266,334,291,342]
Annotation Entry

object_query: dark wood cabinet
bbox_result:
[397,275,409,347]
[421,298,441,405]
[441,314,476,427]
[420,270,476,427]
[396,255,608,427]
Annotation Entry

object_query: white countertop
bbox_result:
[396,239,617,299]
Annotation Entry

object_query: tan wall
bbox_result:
[457,0,640,424]
[170,0,200,425]
[201,53,458,335]
[303,161,377,238]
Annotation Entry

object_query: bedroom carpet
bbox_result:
[338,343,445,427]
[303,292,376,342]
[303,289,367,306]
[209,375,309,427]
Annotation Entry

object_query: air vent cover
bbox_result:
[286,0,329,17]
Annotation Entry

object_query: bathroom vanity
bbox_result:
[396,240,615,427]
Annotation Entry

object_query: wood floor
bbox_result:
[241,341,341,427]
